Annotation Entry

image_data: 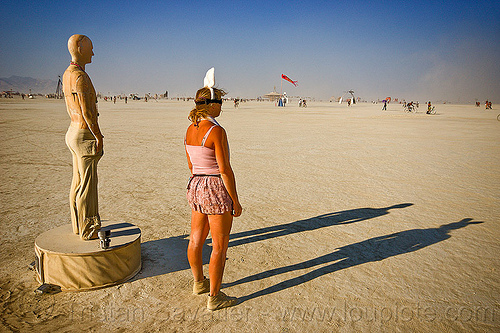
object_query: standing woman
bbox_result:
[185,68,242,311]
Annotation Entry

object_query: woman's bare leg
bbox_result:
[208,211,233,296]
[188,210,210,282]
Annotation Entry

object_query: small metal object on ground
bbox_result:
[35,283,61,295]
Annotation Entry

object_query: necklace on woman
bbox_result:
[204,116,221,127]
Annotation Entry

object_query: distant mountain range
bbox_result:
[0,76,58,94]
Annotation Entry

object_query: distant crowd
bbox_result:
[0,91,494,111]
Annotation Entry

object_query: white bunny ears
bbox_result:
[203,67,215,100]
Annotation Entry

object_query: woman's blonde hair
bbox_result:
[188,87,226,125]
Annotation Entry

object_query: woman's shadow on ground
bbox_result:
[135,203,414,280]
[224,218,483,303]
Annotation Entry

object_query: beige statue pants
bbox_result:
[65,127,103,240]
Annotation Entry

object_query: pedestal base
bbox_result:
[34,222,141,291]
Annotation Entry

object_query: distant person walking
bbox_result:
[184,68,242,311]
[382,100,387,110]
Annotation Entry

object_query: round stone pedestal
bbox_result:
[34,222,141,291]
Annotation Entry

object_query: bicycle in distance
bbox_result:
[403,101,418,113]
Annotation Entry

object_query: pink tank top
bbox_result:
[185,125,220,174]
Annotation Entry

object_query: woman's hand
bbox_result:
[232,201,242,217]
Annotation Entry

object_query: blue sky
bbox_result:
[1,0,499,102]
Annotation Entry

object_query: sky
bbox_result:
[1,0,499,102]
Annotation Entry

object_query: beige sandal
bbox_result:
[207,291,238,311]
[193,277,210,295]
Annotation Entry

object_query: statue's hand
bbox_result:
[96,138,103,153]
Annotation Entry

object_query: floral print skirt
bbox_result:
[186,175,233,215]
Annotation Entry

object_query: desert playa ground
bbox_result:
[0,97,499,332]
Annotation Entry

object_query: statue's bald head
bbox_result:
[68,34,89,56]
[67,34,93,65]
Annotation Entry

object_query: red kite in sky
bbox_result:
[281,74,298,87]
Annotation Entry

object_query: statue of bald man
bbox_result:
[63,34,104,240]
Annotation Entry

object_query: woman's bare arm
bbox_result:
[212,127,242,217]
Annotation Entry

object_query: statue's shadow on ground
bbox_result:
[227,203,414,247]
[134,203,415,281]
[101,222,141,238]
